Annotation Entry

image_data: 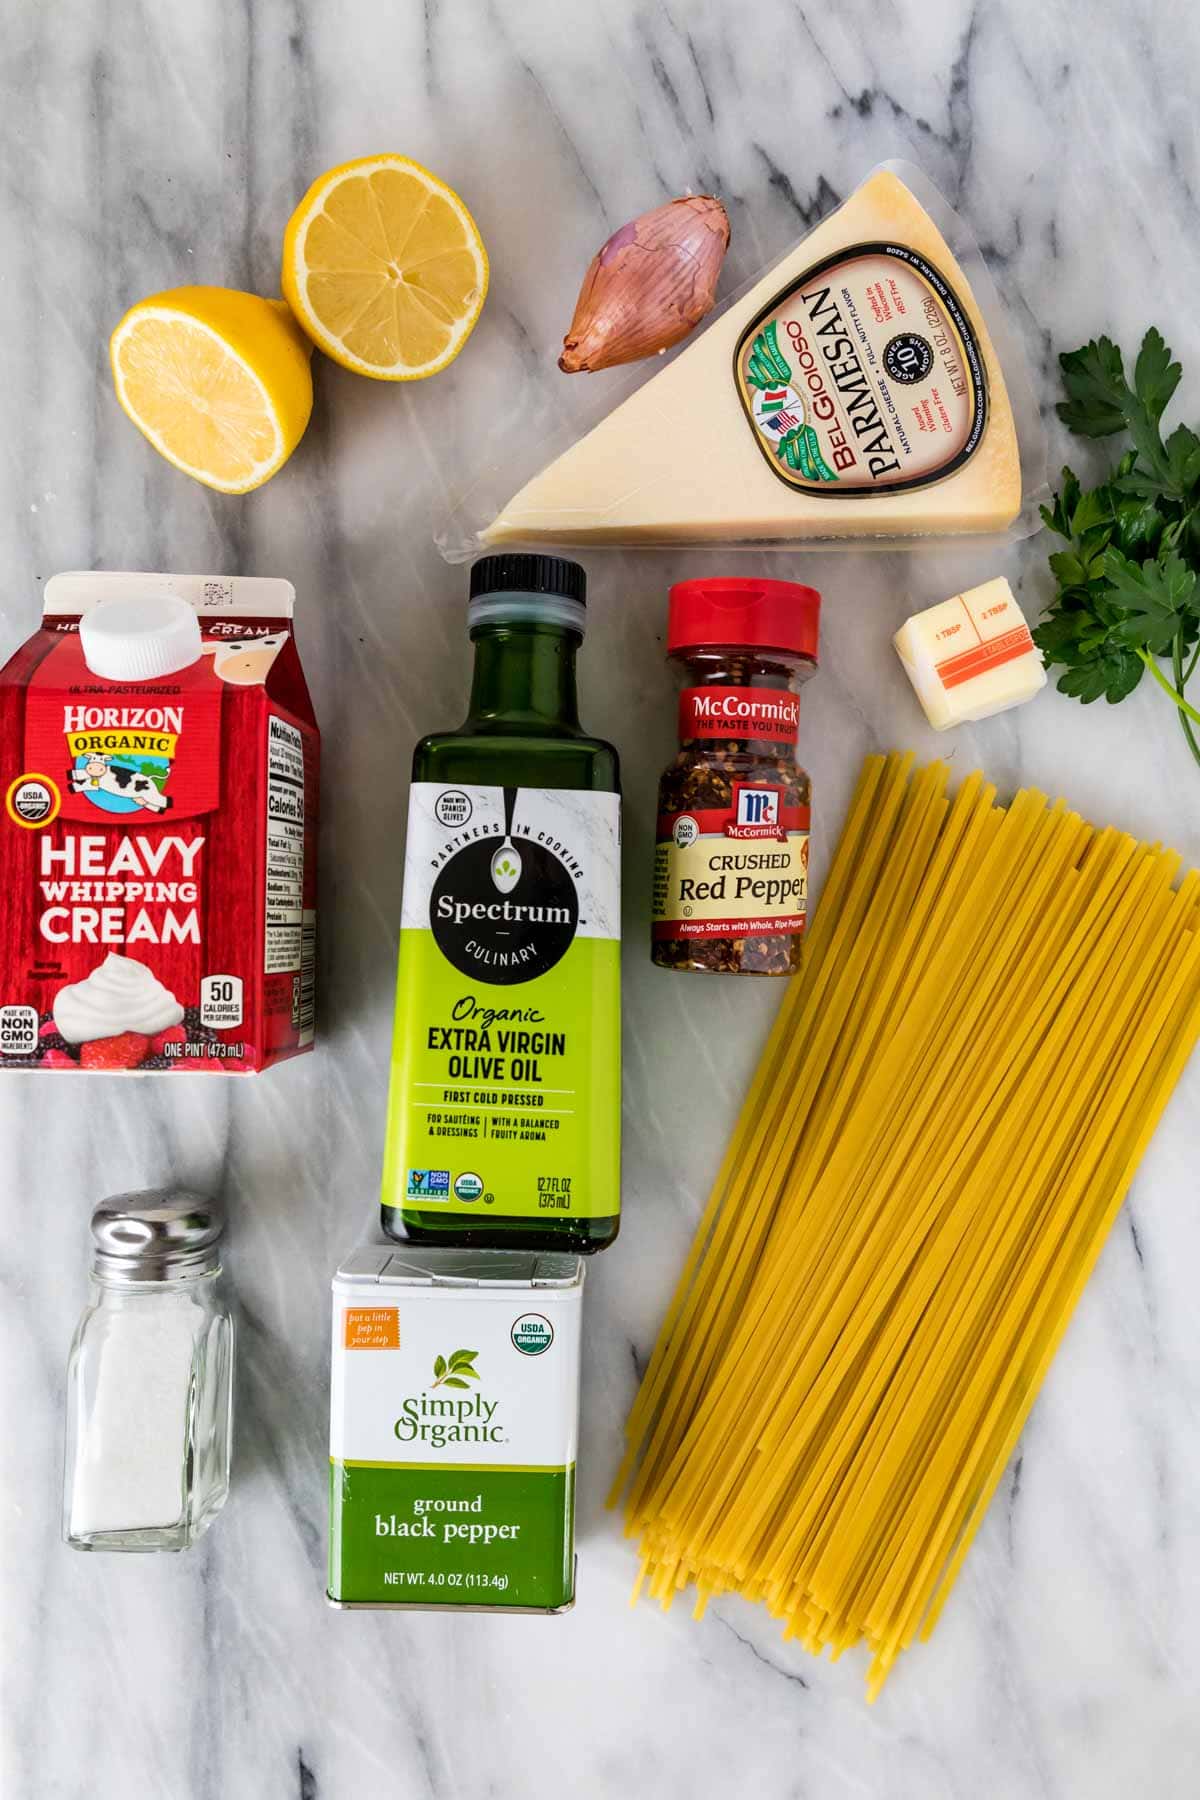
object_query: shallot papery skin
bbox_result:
[558,195,730,373]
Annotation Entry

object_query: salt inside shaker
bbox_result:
[64,1189,234,1551]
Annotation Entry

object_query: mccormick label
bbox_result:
[382,785,620,1220]
[652,789,810,942]
[734,242,988,496]
[655,683,810,943]
[329,1247,582,1610]
[0,572,319,1074]
[679,684,800,744]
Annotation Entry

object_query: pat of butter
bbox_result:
[894,578,1046,730]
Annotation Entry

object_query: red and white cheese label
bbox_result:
[930,588,1036,691]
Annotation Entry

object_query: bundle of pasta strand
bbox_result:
[611,752,1200,1699]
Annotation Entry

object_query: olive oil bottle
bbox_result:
[381,555,621,1252]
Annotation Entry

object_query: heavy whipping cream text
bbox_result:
[38,833,204,944]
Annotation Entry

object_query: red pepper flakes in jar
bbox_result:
[651,576,820,975]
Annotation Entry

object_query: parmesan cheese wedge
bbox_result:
[485,172,1022,546]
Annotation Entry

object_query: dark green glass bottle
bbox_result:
[381,555,621,1252]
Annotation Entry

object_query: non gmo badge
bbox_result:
[408,1168,451,1199]
[511,1312,554,1356]
[454,1171,484,1202]
[0,1005,38,1056]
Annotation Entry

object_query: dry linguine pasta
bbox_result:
[612,753,1200,1698]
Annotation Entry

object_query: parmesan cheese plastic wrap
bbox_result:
[438,162,1047,559]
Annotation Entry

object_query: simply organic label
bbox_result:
[329,1277,580,1608]
[734,243,987,495]
[382,784,621,1221]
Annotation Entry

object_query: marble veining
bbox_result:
[2,0,1200,1795]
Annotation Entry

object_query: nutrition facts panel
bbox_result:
[264,715,305,972]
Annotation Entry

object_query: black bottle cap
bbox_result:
[469,554,587,607]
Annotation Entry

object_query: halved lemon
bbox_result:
[110,288,314,494]
[281,154,489,380]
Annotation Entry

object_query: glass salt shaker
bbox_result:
[64,1189,234,1552]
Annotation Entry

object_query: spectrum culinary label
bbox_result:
[382,782,620,1219]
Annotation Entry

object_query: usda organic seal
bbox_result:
[511,1313,554,1356]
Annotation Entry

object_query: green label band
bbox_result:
[382,934,620,1218]
[328,1461,575,1608]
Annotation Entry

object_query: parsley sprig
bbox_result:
[1034,328,1200,769]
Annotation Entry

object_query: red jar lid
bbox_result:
[667,577,821,661]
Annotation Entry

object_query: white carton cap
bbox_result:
[79,593,203,681]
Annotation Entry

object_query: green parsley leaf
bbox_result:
[1057,337,1130,437]
[1133,326,1181,422]
[1069,485,1114,538]
[1055,649,1144,704]
[1104,547,1198,653]
[1048,547,1102,590]
[1164,423,1200,495]
[1112,491,1164,554]
[1032,608,1091,659]
[1042,328,1200,772]
[1040,465,1081,540]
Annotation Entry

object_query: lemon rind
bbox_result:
[283,153,488,382]
[110,306,288,495]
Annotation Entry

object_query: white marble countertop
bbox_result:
[4,1,1200,1794]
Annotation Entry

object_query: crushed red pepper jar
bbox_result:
[651,576,820,975]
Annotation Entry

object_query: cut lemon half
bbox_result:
[281,154,489,380]
[110,288,314,494]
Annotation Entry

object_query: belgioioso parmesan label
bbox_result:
[734,242,988,496]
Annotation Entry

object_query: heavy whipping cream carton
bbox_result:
[329,1246,582,1610]
[0,572,319,1073]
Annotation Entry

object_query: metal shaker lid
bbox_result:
[89,1189,223,1283]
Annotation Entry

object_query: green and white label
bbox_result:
[382,783,621,1220]
[329,1272,581,1608]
